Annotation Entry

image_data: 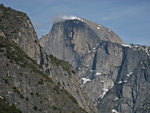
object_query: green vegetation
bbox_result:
[0,4,28,40]
[53,84,60,94]
[0,36,53,83]
[4,78,10,85]
[68,95,78,104]
[0,31,87,113]
[50,54,73,75]
[33,106,38,111]
[52,105,58,111]
[0,98,22,113]
[13,87,24,99]
[25,97,29,101]
[37,78,44,85]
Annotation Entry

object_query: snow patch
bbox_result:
[88,47,96,53]
[118,81,122,84]
[122,44,131,48]
[124,80,127,83]
[142,67,146,69]
[128,45,150,56]
[103,88,108,92]
[135,45,139,48]
[96,72,102,75]
[108,29,111,32]
[97,27,100,29]
[88,50,91,53]
[86,65,90,67]
[78,67,81,70]
[93,47,96,50]
[99,88,108,99]
[122,44,150,56]
[112,109,119,113]
[81,78,91,84]
[114,97,118,101]
[126,72,133,77]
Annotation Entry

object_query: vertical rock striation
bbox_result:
[40,17,150,112]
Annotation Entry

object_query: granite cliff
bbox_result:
[0,4,98,113]
[40,17,150,113]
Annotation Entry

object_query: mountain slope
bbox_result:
[97,45,150,113]
[40,18,124,68]
[0,4,98,113]
[40,17,150,112]
[39,18,125,102]
[0,34,88,113]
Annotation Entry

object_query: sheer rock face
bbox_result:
[40,19,124,68]
[0,5,98,113]
[97,47,150,113]
[0,4,41,64]
[39,18,124,102]
[40,18,150,112]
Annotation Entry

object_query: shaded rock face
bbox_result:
[97,47,150,113]
[40,18,150,112]
[0,5,98,113]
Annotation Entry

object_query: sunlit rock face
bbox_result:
[39,17,124,103]
[40,17,150,113]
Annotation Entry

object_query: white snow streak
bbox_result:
[97,27,100,30]
[122,44,131,48]
[96,72,102,75]
[124,80,127,83]
[81,78,91,84]
[114,97,118,101]
[112,109,119,113]
[99,88,108,99]
[126,72,133,77]
[118,81,122,84]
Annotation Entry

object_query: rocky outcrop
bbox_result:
[0,35,88,113]
[39,18,125,103]
[40,19,124,68]
[0,4,98,113]
[40,17,150,113]
[97,45,150,113]
[0,4,41,63]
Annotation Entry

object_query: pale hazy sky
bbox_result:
[1,0,150,45]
